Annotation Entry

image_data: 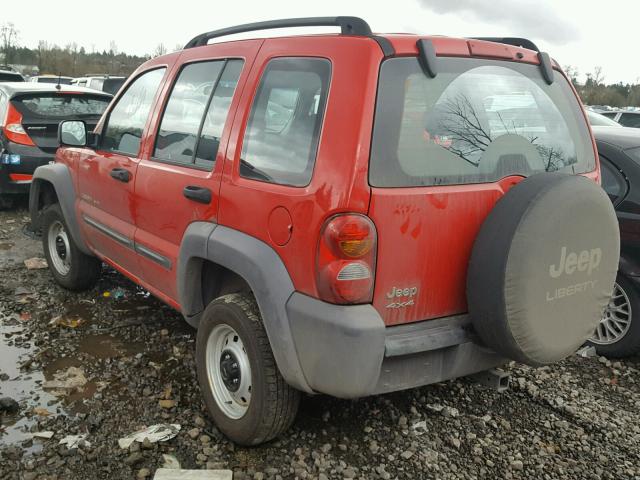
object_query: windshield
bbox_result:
[588,110,622,127]
[13,94,110,119]
[370,57,596,187]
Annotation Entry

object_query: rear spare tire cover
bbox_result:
[467,172,620,366]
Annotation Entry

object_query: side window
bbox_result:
[101,68,165,156]
[154,59,243,169]
[195,60,243,169]
[240,57,331,187]
[600,156,627,204]
[619,113,640,128]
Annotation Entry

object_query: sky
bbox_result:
[6,0,639,84]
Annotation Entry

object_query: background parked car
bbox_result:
[0,67,24,82]
[599,110,640,128]
[587,125,640,356]
[0,83,112,208]
[28,75,73,85]
[72,75,127,95]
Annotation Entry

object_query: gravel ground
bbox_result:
[1,204,640,480]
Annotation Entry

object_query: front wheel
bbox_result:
[588,274,640,357]
[195,293,300,445]
[41,204,101,291]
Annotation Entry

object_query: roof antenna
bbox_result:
[55,72,62,90]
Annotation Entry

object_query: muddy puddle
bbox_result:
[0,304,155,451]
[0,321,58,452]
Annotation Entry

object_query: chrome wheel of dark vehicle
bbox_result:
[591,282,631,345]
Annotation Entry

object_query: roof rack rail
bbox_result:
[470,37,540,52]
[185,16,373,49]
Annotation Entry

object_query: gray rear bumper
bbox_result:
[286,293,505,398]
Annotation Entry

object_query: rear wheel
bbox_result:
[588,274,640,357]
[196,292,300,445]
[41,204,101,290]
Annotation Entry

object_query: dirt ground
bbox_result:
[1,202,640,480]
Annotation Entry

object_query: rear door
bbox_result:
[368,55,597,325]
[134,41,260,301]
[77,67,167,276]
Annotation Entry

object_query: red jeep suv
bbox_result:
[29,17,620,445]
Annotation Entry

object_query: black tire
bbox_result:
[41,203,101,291]
[196,292,300,445]
[587,274,640,358]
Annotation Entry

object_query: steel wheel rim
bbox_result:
[47,220,71,276]
[205,323,251,419]
[591,282,632,345]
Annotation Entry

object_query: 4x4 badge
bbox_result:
[385,286,418,309]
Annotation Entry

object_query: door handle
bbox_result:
[183,185,212,204]
[110,168,130,183]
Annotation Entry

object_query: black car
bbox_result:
[587,125,640,356]
[0,83,112,208]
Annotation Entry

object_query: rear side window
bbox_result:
[154,59,243,169]
[240,57,331,187]
[103,78,126,95]
[619,113,640,128]
[370,58,596,187]
[101,68,165,156]
[599,156,627,204]
[12,94,110,118]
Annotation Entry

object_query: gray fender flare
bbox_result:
[177,222,312,394]
[30,163,91,255]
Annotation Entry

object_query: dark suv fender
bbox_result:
[29,163,91,255]
[177,222,313,394]
[619,251,640,282]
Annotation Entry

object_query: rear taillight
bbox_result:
[316,214,377,304]
[3,104,35,146]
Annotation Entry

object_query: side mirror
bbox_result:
[58,120,88,147]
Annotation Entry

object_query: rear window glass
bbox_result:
[34,77,72,85]
[370,57,596,187]
[13,94,110,118]
[0,72,23,82]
